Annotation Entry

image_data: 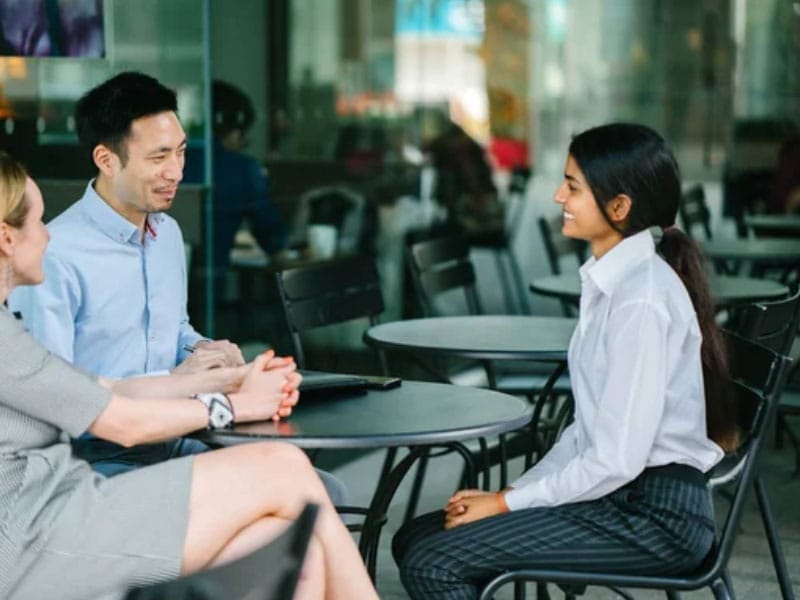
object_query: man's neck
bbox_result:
[93,176,147,231]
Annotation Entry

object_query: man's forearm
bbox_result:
[108,367,244,398]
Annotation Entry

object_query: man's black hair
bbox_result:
[75,71,178,165]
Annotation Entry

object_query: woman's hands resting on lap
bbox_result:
[227,350,302,423]
[444,488,510,529]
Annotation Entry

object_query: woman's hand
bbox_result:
[444,489,509,529]
[228,350,301,423]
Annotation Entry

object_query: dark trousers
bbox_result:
[393,465,715,600]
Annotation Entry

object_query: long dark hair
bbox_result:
[569,123,736,450]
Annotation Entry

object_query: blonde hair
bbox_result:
[0,151,29,228]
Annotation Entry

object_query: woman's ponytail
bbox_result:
[658,228,738,450]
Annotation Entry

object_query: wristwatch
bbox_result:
[193,392,234,429]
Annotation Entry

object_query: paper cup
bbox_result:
[307,224,338,258]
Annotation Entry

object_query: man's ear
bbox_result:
[607,194,632,225]
[0,222,16,258]
[93,144,119,177]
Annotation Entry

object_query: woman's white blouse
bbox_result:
[505,230,724,511]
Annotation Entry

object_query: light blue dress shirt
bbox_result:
[10,181,203,378]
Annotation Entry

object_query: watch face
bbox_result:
[209,401,233,428]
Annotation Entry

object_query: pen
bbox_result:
[183,344,195,353]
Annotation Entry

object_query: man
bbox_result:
[10,72,347,504]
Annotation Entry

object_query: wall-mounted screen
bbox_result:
[0,0,105,58]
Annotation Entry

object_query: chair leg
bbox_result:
[514,580,526,600]
[535,581,550,600]
[754,476,794,600]
[777,413,800,476]
[710,575,734,600]
[666,590,682,599]
[775,412,786,449]
[505,247,532,315]
[493,249,518,314]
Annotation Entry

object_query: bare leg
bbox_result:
[181,442,377,599]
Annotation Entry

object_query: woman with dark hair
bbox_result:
[0,151,377,599]
[393,123,737,599]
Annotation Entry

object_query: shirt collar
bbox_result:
[579,229,655,297]
[78,180,165,245]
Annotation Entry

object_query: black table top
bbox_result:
[364,315,576,361]
[700,238,800,262]
[196,380,532,449]
[530,273,788,309]
[744,214,800,234]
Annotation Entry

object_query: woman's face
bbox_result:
[553,154,623,259]
[11,178,50,286]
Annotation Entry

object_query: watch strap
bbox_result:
[193,392,234,429]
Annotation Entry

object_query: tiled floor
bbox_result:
[322,425,800,599]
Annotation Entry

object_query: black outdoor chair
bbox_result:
[465,166,533,314]
[735,288,800,477]
[274,254,388,374]
[537,215,588,316]
[401,235,571,520]
[479,332,794,600]
[405,234,572,392]
[679,183,713,241]
[125,503,317,600]
[274,254,391,528]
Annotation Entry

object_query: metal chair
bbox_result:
[735,288,800,476]
[679,183,713,240]
[465,166,533,314]
[402,235,571,519]
[537,215,588,316]
[405,234,569,396]
[480,332,794,600]
[125,503,317,600]
[274,254,391,529]
[274,254,388,373]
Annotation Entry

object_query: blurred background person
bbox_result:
[185,80,288,300]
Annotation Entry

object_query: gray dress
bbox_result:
[0,307,193,600]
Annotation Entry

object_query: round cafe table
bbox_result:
[744,214,800,238]
[700,238,800,265]
[530,273,788,310]
[364,315,576,363]
[195,380,531,581]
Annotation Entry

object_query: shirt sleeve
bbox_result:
[0,312,111,437]
[504,300,669,510]
[174,227,204,365]
[8,250,80,362]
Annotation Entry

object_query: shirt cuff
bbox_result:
[503,486,534,511]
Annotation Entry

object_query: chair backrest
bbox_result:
[734,289,800,356]
[503,166,532,239]
[275,254,384,368]
[710,332,791,571]
[537,215,588,275]
[405,235,483,316]
[290,185,367,255]
[679,184,713,240]
[125,503,318,600]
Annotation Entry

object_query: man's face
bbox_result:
[109,111,186,217]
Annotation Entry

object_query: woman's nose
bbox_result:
[553,183,566,204]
